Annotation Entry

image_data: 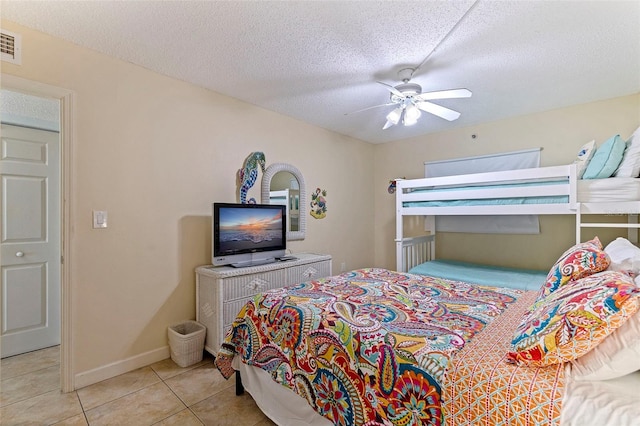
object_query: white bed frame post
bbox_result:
[395,180,405,272]
[628,215,639,244]
[395,179,436,272]
[426,216,436,260]
[575,202,582,244]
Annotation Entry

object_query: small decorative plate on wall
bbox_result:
[310,188,327,219]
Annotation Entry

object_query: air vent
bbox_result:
[1,30,22,65]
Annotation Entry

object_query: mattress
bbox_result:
[408,259,547,291]
[216,269,564,425]
[232,290,640,426]
[443,291,565,424]
[232,356,332,426]
[237,359,640,426]
[403,177,640,208]
[561,369,640,426]
[577,177,640,203]
[217,269,524,425]
[403,180,568,208]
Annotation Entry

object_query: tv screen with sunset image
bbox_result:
[216,204,285,254]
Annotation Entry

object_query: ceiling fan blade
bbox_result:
[415,88,472,101]
[376,81,405,98]
[416,101,461,121]
[345,102,396,115]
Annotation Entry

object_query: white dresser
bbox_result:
[196,253,332,355]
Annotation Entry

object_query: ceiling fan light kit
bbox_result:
[384,107,403,129]
[403,103,421,125]
[353,67,472,130]
[383,100,422,129]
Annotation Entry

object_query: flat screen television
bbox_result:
[212,202,287,268]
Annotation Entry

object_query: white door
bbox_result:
[1,124,60,358]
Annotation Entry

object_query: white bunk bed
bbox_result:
[395,162,640,273]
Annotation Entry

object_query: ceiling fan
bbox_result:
[347,2,478,130]
[356,68,472,129]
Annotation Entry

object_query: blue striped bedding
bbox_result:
[403,180,569,207]
[408,259,547,291]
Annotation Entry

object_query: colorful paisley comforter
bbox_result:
[215,268,521,426]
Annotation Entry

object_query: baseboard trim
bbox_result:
[74,346,170,389]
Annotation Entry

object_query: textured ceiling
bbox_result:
[0,89,60,131]
[2,0,639,144]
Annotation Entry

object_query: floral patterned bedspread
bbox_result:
[215,268,521,426]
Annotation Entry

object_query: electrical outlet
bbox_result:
[340,262,346,272]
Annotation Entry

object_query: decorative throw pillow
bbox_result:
[508,271,640,367]
[536,237,610,302]
[571,309,640,380]
[574,140,596,179]
[582,135,626,179]
[613,126,640,178]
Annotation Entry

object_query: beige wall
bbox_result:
[374,93,640,270]
[0,21,375,378]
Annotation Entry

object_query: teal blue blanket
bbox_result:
[403,180,568,207]
[409,259,546,291]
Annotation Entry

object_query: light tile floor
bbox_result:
[0,346,276,425]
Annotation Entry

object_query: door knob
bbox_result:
[16,251,24,257]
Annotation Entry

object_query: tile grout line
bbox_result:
[77,367,169,426]
[0,384,62,410]
[3,348,242,426]
[150,363,206,426]
[0,362,61,382]
[79,372,166,419]
[75,391,91,425]
[156,357,226,426]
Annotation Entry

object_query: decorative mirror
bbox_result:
[261,163,306,241]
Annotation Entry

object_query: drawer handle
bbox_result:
[303,267,319,278]
[245,278,268,291]
[16,251,25,257]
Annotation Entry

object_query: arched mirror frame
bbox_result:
[261,163,306,241]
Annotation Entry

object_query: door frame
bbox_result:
[2,74,74,392]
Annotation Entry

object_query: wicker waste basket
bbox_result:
[168,320,206,367]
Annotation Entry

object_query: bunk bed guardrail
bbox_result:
[394,162,640,271]
[395,164,578,272]
[399,235,434,273]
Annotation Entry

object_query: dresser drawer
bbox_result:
[221,269,286,302]
[196,253,332,354]
[286,260,332,285]
[223,299,253,329]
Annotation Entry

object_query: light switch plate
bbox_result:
[93,210,108,229]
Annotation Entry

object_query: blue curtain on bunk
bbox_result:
[424,148,542,234]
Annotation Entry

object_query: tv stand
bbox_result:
[196,253,332,354]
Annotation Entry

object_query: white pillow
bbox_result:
[571,310,640,380]
[574,140,596,179]
[614,125,640,177]
[604,237,640,276]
